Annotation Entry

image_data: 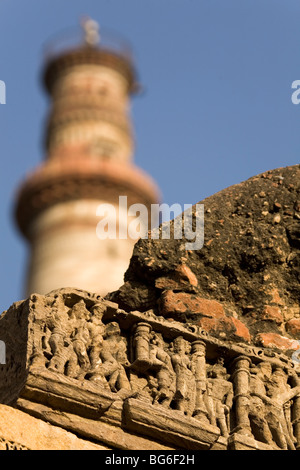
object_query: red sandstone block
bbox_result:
[255,332,300,351]
[159,291,225,319]
[261,305,283,324]
[231,317,251,342]
[197,316,251,343]
[285,319,300,339]
[174,265,198,287]
[155,264,198,290]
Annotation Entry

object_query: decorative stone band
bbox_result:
[14,158,160,238]
[45,106,133,146]
[43,47,137,95]
[0,288,299,449]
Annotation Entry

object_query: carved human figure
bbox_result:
[248,361,275,446]
[99,322,131,394]
[265,367,298,450]
[65,300,91,380]
[30,297,50,368]
[204,358,233,436]
[148,332,176,407]
[47,304,73,373]
[170,336,196,416]
[85,305,107,387]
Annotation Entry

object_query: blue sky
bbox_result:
[0,0,299,313]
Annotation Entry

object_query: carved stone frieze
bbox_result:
[0,287,299,450]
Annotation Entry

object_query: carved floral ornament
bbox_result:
[26,292,300,451]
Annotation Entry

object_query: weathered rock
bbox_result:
[108,165,300,347]
[155,264,198,291]
[196,316,251,343]
[0,404,108,450]
[286,319,300,339]
[254,332,300,351]
[261,305,283,324]
[158,291,226,320]
[106,281,158,312]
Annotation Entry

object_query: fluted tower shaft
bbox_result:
[15,25,160,296]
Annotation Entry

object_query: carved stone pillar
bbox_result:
[191,341,209,423]
[131,322,152,371]
[231,355,252,435]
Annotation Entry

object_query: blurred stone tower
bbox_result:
[14,19,160,297]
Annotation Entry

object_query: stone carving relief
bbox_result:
[248,362,300,450]
[28,294,300,450]
[129,323,300,449]
[205,358,233,437]
[32,297,132,396]
[0,437,29,450]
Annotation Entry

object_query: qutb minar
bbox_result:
[14,18,160,297]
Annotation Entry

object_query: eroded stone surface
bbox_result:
[107,165,300,350]
[0,403,108,450]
